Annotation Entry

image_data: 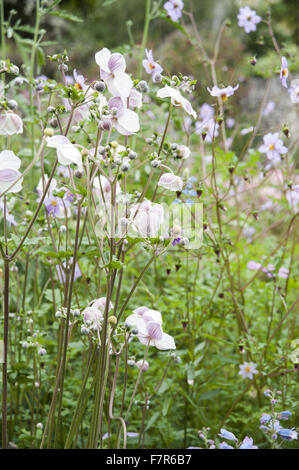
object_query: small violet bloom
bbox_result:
[218,429,237,441]
[142,49,163,82]
[164,0,184,22]
[278,429,298,440]
[237,6,262,34]
[95,48,133,98]
[207,84,239,102]
[280,57,289,89]
[258,133,288,162]
[238,361,259,380]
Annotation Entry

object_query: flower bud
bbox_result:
[44,127,54,137]
[94,80,106,92]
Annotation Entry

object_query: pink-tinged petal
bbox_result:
[46,135,70,148]
[107,72,133,98]
[125,313,147,335]
[108,96,124,116]
[0,168,20,182]
[0,113,23,135]
[142,309,163,324]
[155,332,176,350]
[0,150,21,170]
[117,108,140,134]
[95,48,111,73]
[133,306,150,317]
[147,321,163,340]
[108,53,126,74]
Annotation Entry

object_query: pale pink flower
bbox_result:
[0,112,23,135]
[125,306,176,350]
[129,200,164,237]
[108,96,140,135]
[0,150,22,194]
[93,174,121,204]
[129,88,143,109]
[239,361,258,380]
[158,173,183,191]
[164,0,184,22]
[95,48,133,98]
[136,359,149,371]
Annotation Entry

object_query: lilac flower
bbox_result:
[258,133,288,162]
[164,0,184,22]
[280,57,289,89]
[260,414,271,425]
[278,429,298,440]
[218,429,237,441]
[247,260,262,270]
[278,411,292,420]
[44,194,64,217]
[56,259,82,284]
[239,437,258,449]
[207,84,239,102]
[219,441,234,449]
[0,150,22,194]
[0,201,16,225]
[237,6,262,34]
[238,361,258,380]
[142,49,163,81]
[95,48,133,98]
[263,101,275,116]
[108,96,140,135]
[278,267,289,279]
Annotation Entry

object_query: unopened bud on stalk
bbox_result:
[44,127,54,137]
[108,315,117,325]
[94,80,106,92]
[49,117,58,128]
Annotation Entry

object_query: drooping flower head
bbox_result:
[108,96,140,135]
[142,49,163,82]
[0,150,22,194]
[237,6,262,34]
[280,57,289,89]
[158,173,183,192]
[46,135,83,170]
[207,84,239,102]
[0,112,23,135]
[129,200,164,238]
[164,0,184,22]
[157,85,197,119]
[95,48,133,98]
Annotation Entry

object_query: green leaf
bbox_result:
[49,10,83,22]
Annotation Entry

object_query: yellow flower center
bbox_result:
[149,62,155,71]
[282,68,287,77]
[221,93,228,102]
[245,366,251,373]
[51,200,57,206]
[75,82,82,90]
[269,144,275,151]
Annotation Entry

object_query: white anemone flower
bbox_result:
[125,306,176,350]
[237,6,262,34]
[46,135,83,170]
[0,112,23,135]
[108,96,140,135]
[157,85,197,119]
[129,200,164,237]
[95,48,133,98]
[158,173,183,191]
[0,150,22,194]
